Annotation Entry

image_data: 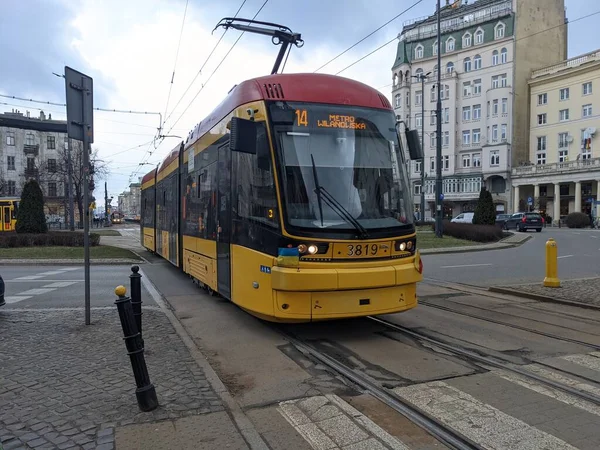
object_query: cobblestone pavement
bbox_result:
[493,277,600,306]
[0,308,223,450]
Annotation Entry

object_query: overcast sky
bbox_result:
[0,0,597,204]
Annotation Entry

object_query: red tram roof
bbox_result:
[157,143,182,174]
[141,168,156,185]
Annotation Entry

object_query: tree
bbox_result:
[39,139,107,225]
[16,179,48,234]
[472,187,496,225]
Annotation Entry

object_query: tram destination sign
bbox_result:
[294,108,367,130]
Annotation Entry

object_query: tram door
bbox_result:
[216,143,232,299]
[2,206,11,231]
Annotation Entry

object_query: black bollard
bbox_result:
[114,285,158,412]
[130,266,143,348]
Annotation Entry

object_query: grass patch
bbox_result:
[0,245,141,260]
[416,232,483,249]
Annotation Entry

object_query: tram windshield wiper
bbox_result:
[310,154,369,239]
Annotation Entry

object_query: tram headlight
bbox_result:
[398,242,407,251]
[307,244,318,255]
[297,244,307,254]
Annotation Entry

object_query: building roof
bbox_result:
[403,0,503,33]
[0,112,67,133]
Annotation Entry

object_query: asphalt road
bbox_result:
[0,265,154,309]
[422,227,600,286]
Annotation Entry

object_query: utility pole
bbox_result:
[105,181,108,226]
[413,71,431,222]
[67,138,75,231]
[435,0,444,237]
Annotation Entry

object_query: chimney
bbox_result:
[39,110,46,121]
[26,110,30,118]
[48,113,52,120]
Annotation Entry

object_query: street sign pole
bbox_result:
[65,66,94,325]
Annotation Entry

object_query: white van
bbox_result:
[451,212,474,223]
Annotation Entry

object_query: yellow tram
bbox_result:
[141,72,424,322]
[0,197,19,232]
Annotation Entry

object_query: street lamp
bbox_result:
[412,71,431,221]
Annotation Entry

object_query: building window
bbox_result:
[583,104,592,117]
[446,37,455,52]
[414,161,422,173]
[430,111,436,126]
[462,130,471,145]
[492,75,500,89]
[6,131,15,146]
[432,41,438,55]
[414,184,422,195]
[583,81,592,95]
[490,151,500,166]
[462,154,471,168]
[464,57,472,72]
[473,54,482,70]
[475,29,483,44]
[473,128,481,144]
[406,92,410,106]
[463,82,471,97]
[501,98,508,115]
[430,133,436,148]
[473,104,481,120]
[538,93,547,105]
[559,87,569,101]
[492,50,499,65]
[443,107,450,123]
[501,124,507,141]
[415,114,422,128]
[8,181,16,196]
[443,131,450,147]
[445,62,453,74]
[48,182,57,197]
[462,106,471,121]
[430,157,435,171]
[26,157,35,171]
[395,94,401,107]
[495,22,506,39]
[47,136,56,149]
[492,125,498,141]
[430,86,436,102]
[558,149,568,163]
[472,153,481,167]
[48,158,57,173]
[536,151,546,165]
[500,74,507,87]
[537,113,547,125]
[558,132,569,149]
[487,102,490,118]
[501,48,507,64]
[7,156,15,171]
[559,109,569,121]
[473,79,481,95]
[441,85,450,100]
[537,136,547,151]
[463,33,472,47]
[415,45,423,59]
[25,133,35,146]
[415,90,422,105]
[492,99,499,116]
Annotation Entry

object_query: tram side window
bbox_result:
[197,161,217,239]
[233,123,278,228]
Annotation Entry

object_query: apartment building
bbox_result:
[0,109,70,219]
[118,180,141,219]
[512,50,600,222]
[391,0,566,219]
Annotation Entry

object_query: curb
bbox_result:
[418,233,531,255]
[0,259,144,265]
[488,286,600,311]
[138,269,269,450]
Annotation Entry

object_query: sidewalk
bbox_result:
[490,276,600,309]
[420,231,531,255]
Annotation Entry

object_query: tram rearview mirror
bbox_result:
[230,117,257,154]
[405,129,423,160]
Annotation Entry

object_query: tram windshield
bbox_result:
[269,102,414,233]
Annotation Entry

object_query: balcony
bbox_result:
[532,50,600,79]
[512,157,600,177]
[24,144,39,157]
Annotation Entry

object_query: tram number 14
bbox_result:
[347,244,379,257]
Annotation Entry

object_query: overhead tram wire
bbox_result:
[313,0,425,73]
[334,8,600,77]
[163,0,269,137]
[161,0,249,129]
[161,0,190,132]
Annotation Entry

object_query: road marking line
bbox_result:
[4,296,33,304]
[42,281,79,288]
[439,263,493,268]
[557,255,574,259]
[58,268,79,272]
[37,270,68,276]
[394,381,577,450]
[518,363,600,397]
[14,275,46,280]
[16,288,56,296]
[591,236,598,239]
[492,367,600,418]
[562,354,600,372]
[6,279,83,283]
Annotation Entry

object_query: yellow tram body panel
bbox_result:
[182,236,217,291]
[142,227,155,252]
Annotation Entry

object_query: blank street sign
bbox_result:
[65,66,94,143]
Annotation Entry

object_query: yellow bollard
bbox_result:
[543,238,560,287]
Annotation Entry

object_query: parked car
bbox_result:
[503,212,544,232]
[0,273,4,307]
[451,212,474,223]
[495,213,511,227]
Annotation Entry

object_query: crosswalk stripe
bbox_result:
[42,282,79,288]
[4,296,33,304]
[519,363,600,397]
[562,354,600,372]
[394,381,577,450]
[16,288,56,296]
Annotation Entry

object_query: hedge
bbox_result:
[431,220,505,242]
[0,232,101,248]
[565,212,590,228]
